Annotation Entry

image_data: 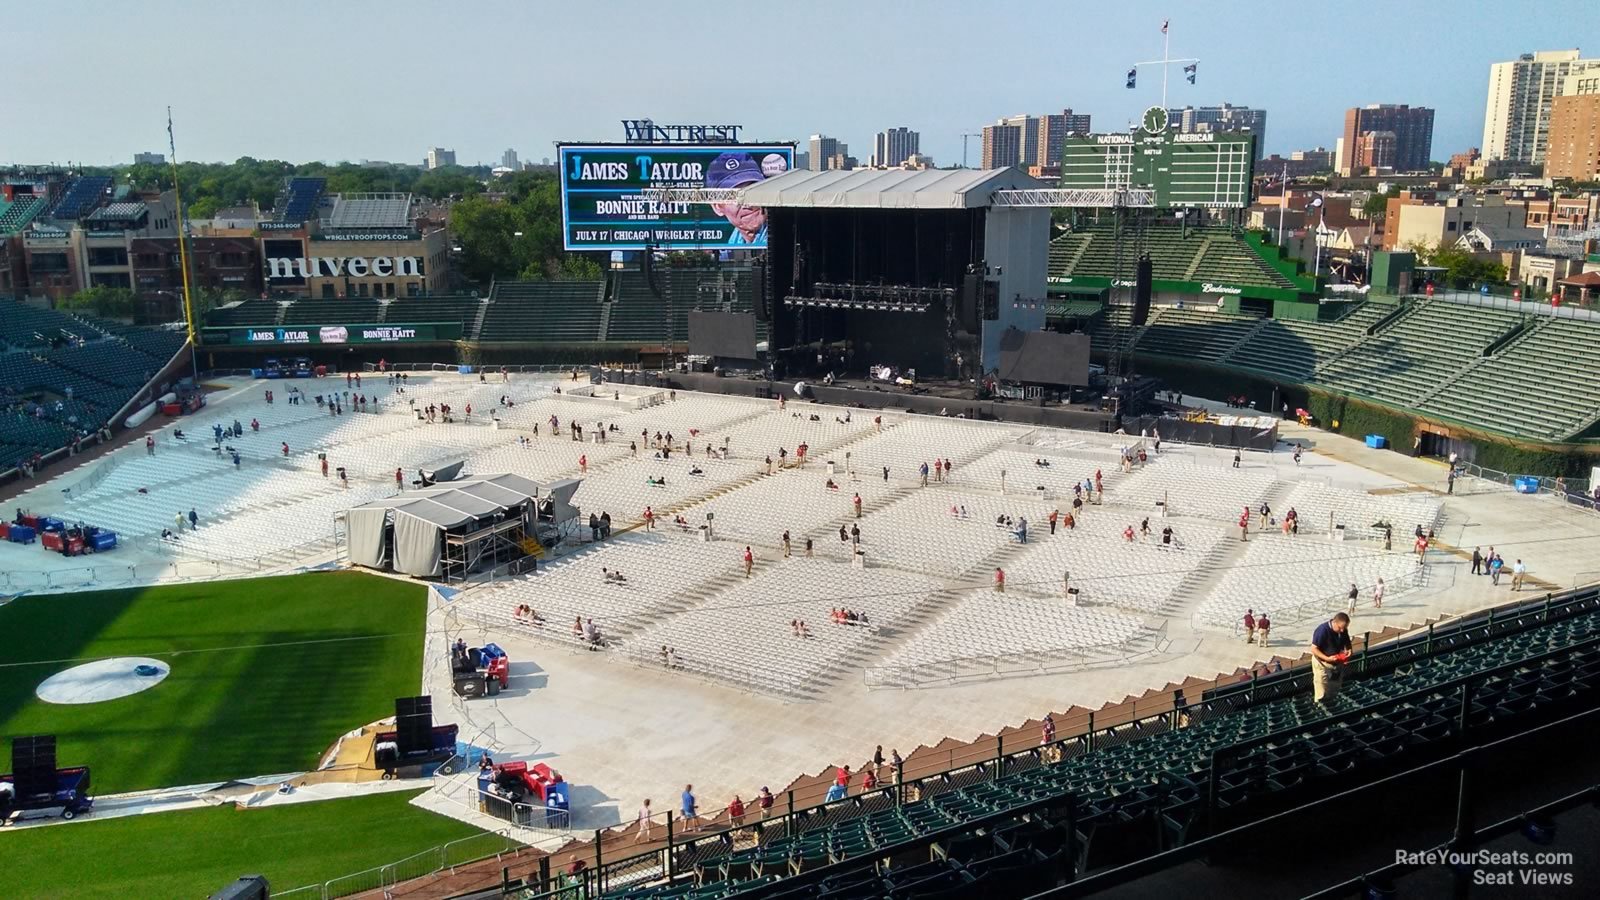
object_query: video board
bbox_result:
[558,144,794,251]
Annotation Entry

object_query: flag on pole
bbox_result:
[1161,19,1169,34]
[1184,63,1197,84]
[1126,67,1137,89]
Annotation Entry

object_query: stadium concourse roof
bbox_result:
[741,167,1043,210]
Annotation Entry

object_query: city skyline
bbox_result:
[6,1,1598,170]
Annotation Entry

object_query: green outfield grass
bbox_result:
[3,789,491,899]
[0,571,428,794]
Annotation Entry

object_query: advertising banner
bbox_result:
[559,144,794,251]
[201,322,462,346]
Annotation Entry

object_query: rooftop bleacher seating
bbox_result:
[480,281,606,342]
[0,195,48,234]
[326,193,411,229]
[279,177,326,223]
[48,175,112,220]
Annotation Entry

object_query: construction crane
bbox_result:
[961,133,982,168]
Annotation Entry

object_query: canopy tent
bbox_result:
[738,167,1042,211]
[343,474,564,579]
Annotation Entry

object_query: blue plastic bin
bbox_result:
[1514,477,1540,494]
[1364,435,1387,449]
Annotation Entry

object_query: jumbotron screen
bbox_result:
[1059,109,1254,208]
[558,144,795,251]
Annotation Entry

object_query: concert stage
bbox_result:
[747,168,1051,379]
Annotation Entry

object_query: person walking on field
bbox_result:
[1511,559,1527,591]
[853,493,862,518]
[1373,577,1386,609]
[743,546,754,578]
[1243,609,1257,643]
[1256,612,1271,646]
[634,799,654,843]
[994,567,1006,593]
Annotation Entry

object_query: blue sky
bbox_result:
[6,0,1597,167]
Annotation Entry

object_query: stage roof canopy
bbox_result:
[352,473,545,529]
[742,167,1043,211]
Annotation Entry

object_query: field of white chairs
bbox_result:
[1192,533,1424,629]
[879,592,1145,669]
[619,557,946,698]
[1002,513,1227,614]
[2,370,1469,697]
[1277,482,1442,537]
[1105,459,1277,521]
[458,532,741,640]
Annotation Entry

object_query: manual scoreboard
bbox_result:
[1059,107,1254,208]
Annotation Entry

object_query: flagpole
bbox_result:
[1277,163,1288,245]
[1161,26,1170,109]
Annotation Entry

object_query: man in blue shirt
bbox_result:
[680,783,699,832]
[1309,612,1354,703]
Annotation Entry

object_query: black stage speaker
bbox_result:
[394,696,433,754]
[958,273,982,332]
[12,734,58,797]
[1132,256,1153,326]
[753,257,769,323]
[982,280,1000,322]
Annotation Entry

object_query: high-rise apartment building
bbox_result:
[1546,93,1600,182]
[1167,103,1268,160]
[981,115,1041,169]
[808,135,842,171]
[872,127,920,167]
[1338,105,1434,175]
[426,147,457,169]
[1035,109,1092,170]
[501,149,519,170]
[1482,50,1600,163]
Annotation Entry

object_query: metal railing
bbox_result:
[0,536,341,592]
[1405,288,1600,321]
[275,828,533,900]
[862,620,1174,690]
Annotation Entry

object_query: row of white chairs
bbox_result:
[1105,459,1277,521]
[1277,482,1443,538]
[619,556,944,696]
[806,489,1058,577]
[1002,515,1227,613]
[168,480,397,561]
[457,532,739,638]
[1193,533,1423,627]
[675,467,900,546]
[881,591,1145,668]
